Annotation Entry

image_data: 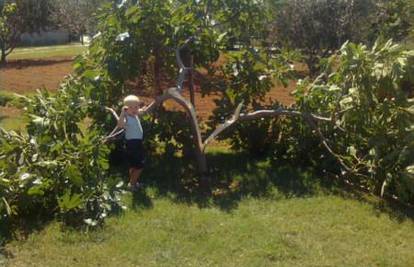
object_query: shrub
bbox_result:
[292,40,414,203]
[0,80,123,228]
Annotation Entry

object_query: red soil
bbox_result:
[0,57,295,121]
[0,58,74,94]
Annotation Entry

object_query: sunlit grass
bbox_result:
[0,106,26,132]
[8,43,86,60]
[4,194,414,267]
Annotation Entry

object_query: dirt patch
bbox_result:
[161,83,295,121]
[0,58,74,94]
[1,56,296,123]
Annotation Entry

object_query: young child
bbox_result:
[117,95,146,191]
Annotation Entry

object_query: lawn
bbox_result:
[3,190,414,266]
[2,151,414,266]
[7,43,87,60]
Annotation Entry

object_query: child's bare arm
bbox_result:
[105,107,120,121]
[117,107,127,128]
[138,101,155,116]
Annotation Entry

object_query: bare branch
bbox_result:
[105,107,120,121]
[302,114,354,173]
[164,87,204,150]
[239,109,331,122]
[102,128,124,144]
[175,36,196,92]
[203,103,332,150]
[203,102,244,150]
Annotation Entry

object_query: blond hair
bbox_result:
[123,95,140,106]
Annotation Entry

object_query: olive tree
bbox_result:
[270,0,412,75]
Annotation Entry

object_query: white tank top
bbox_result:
[124,114,143,140]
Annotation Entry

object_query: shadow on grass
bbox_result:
[0,210,53,257]
[130,149,414,221]
[1,59,73,70]
[2,148,412,253]
[133,150,330,211]
[131,189,153,211]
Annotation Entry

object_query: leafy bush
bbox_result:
[292,40,414,203]
[0,79,123,228]
[210,40,414,205]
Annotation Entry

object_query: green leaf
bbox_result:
[125,6,139,18]
[217,32,227,43]
[27,186,45,196]
[65,165,84,187]
[35,160,59,167]
[58,192,83,212]
[30,115,49,126]
[339,96,353,108]
[406,165,414,175]
[82,70,99,80]
[348,146,357,158]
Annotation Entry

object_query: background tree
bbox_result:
[51,0,108,44]
[0,2,18,64]
[15,0,51,32]
[270,0,412,75]
[0,0,51,64]
[370,0,413,42]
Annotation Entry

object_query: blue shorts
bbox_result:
[125,139,145,169]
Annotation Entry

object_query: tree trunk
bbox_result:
[0,48,6,66]
[306,53,320,77]
[194,145,210,191]
[154,47,162,95]
[189,55,195,107]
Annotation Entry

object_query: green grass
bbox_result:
[0,91,29,131]
[8,43,87,60]
[2,151,414,266]
[0,92,25,131]
[4,195,414,267]
[0,114,26,132]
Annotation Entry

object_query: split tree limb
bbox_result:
[176,36,196,92]
[202,102,244,151]
[202,105,332,150]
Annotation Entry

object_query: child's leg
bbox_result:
[129,167,142,186]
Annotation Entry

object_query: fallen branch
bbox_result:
[203,105,332,149]
[202,102,244,151]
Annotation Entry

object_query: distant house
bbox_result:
[19,29,71,46]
